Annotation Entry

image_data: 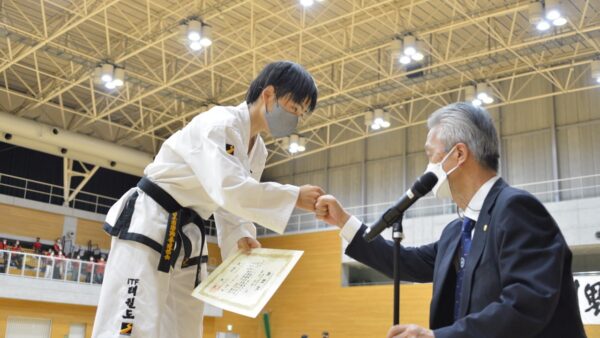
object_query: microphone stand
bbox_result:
[392,216,404,326]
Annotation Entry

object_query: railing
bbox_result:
[0,172,117,214]
[0,172,219,237]
[0,249,105,285]
[258,173,600,236]
[2,170,598,238]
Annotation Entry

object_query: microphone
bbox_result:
[363,171,438,242]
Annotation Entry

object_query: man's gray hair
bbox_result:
[427,102,499,171]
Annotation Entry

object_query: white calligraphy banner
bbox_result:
[574,274,600,325]
[192,248,303,318]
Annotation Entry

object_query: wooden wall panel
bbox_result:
[76,219,111,250]
[0,299,96,338]
[206,230,431,338]
[0,203,63,241]
[585,325,600,337]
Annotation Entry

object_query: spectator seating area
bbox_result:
[0,236,107,285]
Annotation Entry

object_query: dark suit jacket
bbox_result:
[346,178,586,338]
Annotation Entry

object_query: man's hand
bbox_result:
[237,237,261,254]
[387,324,434,338]
[296,185,326,211]
[315,195,351,228]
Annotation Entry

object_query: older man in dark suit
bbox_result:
[316,103,585,338]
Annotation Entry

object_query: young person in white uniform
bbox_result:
[92,61,324,338]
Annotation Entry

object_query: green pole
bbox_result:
[263,312,271,338]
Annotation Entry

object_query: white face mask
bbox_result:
[425,146,460,199]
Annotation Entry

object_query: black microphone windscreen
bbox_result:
[412,172,438,196]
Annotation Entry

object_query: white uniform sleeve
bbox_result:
[172,121,300,234]
[214,136,268,260]
[214,209,256,259]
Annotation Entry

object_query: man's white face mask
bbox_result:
[425,145,460,199]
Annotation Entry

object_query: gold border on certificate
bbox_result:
[191,248,303,318]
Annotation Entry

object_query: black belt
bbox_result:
[104,177,208,287]
[137,177,208,287]
[137,176,181,213]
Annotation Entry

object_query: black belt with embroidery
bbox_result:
[103,177,208,287]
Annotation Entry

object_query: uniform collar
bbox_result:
[463,175,500,222]
[236,101,262,160]
[236,101,251,150]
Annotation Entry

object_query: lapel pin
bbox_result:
[483,224,488,232]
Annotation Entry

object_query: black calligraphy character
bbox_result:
[584,281,600,316]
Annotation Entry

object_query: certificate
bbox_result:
[191,248,303,318]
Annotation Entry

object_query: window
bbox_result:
[69,323,86,338]
[6,317,51,338]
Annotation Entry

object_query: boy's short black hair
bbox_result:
[245,61,318,113]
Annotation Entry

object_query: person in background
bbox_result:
[70,254,82,282]
[43,251,54,279]
[0,238,6,273]
[55,251,67,280]
[53,238,62,255]
[85,256,95,283]
[33,237,43,254]
[64,253,77,281]
[11,240,23,269]
[95,256,106,284]
[85,240,94,260]
[92,244,101,258]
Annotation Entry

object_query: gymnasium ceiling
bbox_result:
[1,0,599,169]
